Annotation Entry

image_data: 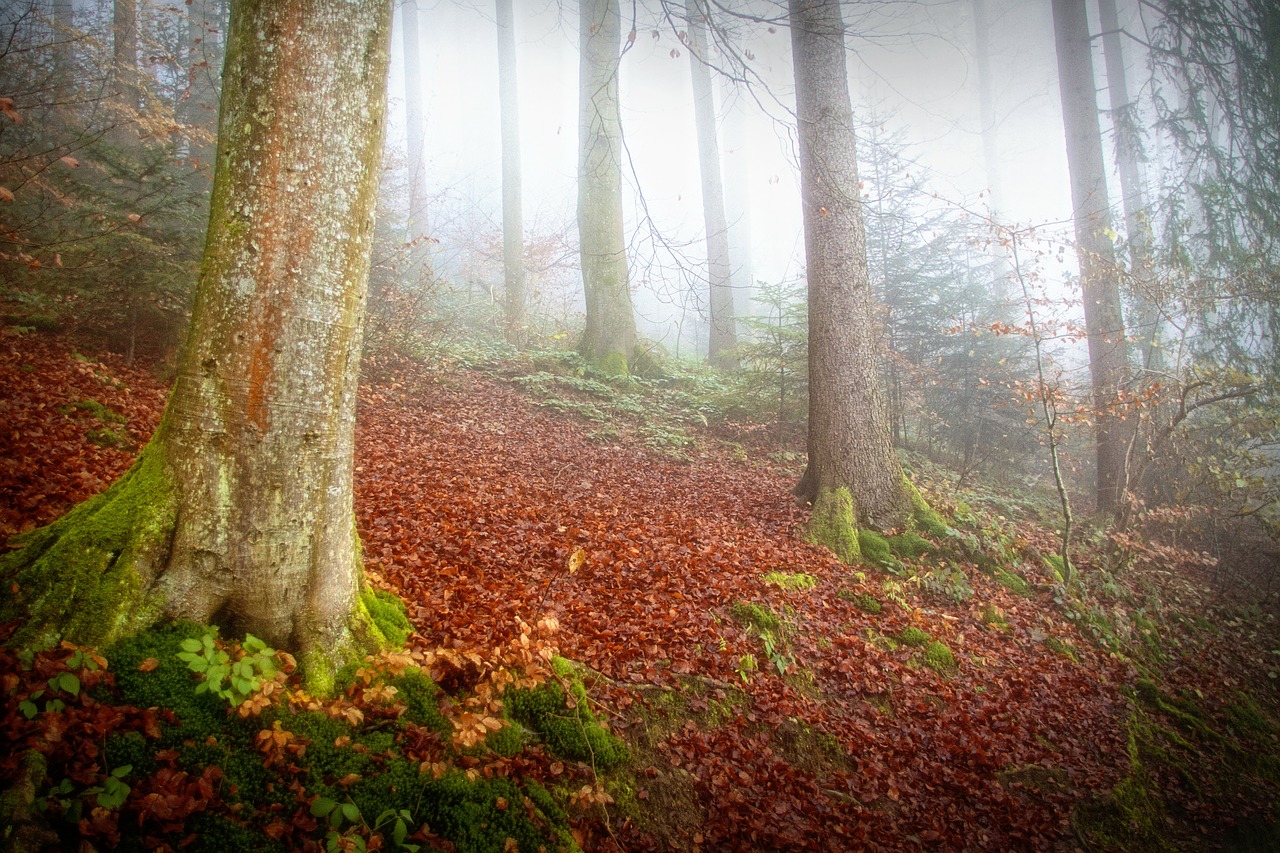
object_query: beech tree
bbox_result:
[2,0,394,687]
[1051,0,1131,516]
[497,0,525,344]
[684,0,737,368]
[578,0,637,374]
[787,0,920,545]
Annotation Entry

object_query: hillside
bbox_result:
[2,332,1278,851]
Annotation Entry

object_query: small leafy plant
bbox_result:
[177,630,283,709]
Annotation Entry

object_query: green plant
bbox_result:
[736,653,758,683]
[177,630,279,708]
[917,564,974,603]
[924,641,957,674]
[898,626,931,648]
[762,571,818,591]
[838,589,882,614]
[995,568,1031,596]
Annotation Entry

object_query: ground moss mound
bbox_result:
[504,658,628,770]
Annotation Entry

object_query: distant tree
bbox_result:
[496,0,525,344]
[578,0,637,374]
[2,0,395,687]
[1052,0,1131,516]
[788,0,916,541]
[684,0,736,368]
[179,0,225,193]
[400,0,431,275]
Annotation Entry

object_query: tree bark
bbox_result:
[788,0,912,533]
[685,0,737,368]
[3,0,394,688]
[1052,0,1132,516]
[497,0,526,344]
[578,0,637,374]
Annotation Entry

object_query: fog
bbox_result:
[387,0,1133,354]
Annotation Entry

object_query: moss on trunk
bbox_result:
[1,443,175,649]
[807,487,861,564]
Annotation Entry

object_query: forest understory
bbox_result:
[2,331,1278,852]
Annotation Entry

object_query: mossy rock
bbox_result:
[837,590,882,614]
[995,568,1031,596]
[857,529,892,566]
[888,531,932,559]
[924,641,957,674]
[730,601,782,634]
[898,626,931,648]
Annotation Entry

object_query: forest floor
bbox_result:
[2,330,1279,851]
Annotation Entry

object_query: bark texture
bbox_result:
[685,0,737,368]
[788,0,912,532]
[3,0,393,684]
[1052,0,1132,515]
[497,0,526,344]
[578,0,637,373]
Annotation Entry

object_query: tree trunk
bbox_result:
[52,0,75,79]
[112,0,138,142]
[971,0,1012,297]
[578,0,637,374]
[182,0,224,193]
[497,0,525,345]
[401,0,431,272]
[788,0,913,535]
[1052,0,1132,516]
[1098,0,1161,374]
[2,0,394,689]
[685,0,736,368]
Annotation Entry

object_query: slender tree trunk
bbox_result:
[971,0,1012,296]
[1098,0,1161,374]
[685,0,736,368]
[3,0,394,688]
[719,75,754,324]
[52,0,75,79]
[112,0,138,142]
[182,0,223,193]
[788,0,913,534]
[1053,0,1132,516]
[578,0,637,373]
[497,0,525,344]
[401,0,431,270]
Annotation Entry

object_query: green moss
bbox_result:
[995,568,1031,596]
[504,659,627,770]
[86,427,131,448]
[980,604,1009,630]
[1226,692,1273,737]
[857,529,891,566]
[837,590,882,614]
[59,399,126,423]
[887,531,932,558]
[594,350,630,378]
[898,626,931,647]
[1044,636,1079,662]
[391,667,452,736]
[419,772,556,853]
[1,443,176,649]
[924,641,957,674]
[730,601,782,633]
[761,571,817,591]
[807,487,860,564]
[904,478,948,537]
[360,586,412,648]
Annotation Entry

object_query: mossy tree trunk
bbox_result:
[2,0,394,686]
[787,0,913,538]
[578,0,637,374]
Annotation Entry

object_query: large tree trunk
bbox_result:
[578,0,637,374]
[1052,0,1132,516]
[685,0,737,368]
[497,0,526,345]
[2,0,394,688]
[788,0,913,536]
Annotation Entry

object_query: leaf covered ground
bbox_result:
[2,333,1278,851]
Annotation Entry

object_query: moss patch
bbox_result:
[807,487,860,564]
[995,568,1031,596]
[761,571,818,591]
[1,443,175,649]
[904,478,948,536]
[730,601,782,634]
[857,529,891,566]
[924,640,957,674]
[838,589,882,614]
[898,626,931,648]
[504,657,627,770]
[360,586,412,647]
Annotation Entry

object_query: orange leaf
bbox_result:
[138,658,159,672]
